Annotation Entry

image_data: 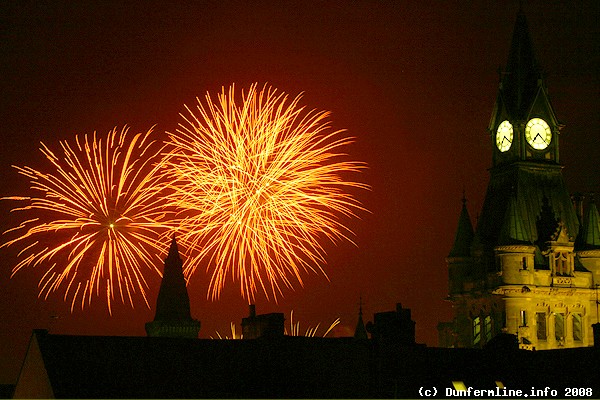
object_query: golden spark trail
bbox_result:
[1,126,171,313]
[163,84,368,302]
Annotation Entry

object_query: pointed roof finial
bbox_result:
[358,295,364,316]
[167,234,179,257]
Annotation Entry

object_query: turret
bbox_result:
[495,193,535,286]
[446,195,474,294]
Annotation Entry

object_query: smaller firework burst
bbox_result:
[2,126,171,313]
[212,310,340,339]
[286,310,340,337]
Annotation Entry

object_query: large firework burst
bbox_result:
[2,126,170,313]
[163,84,367,302]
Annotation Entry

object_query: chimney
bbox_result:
[241,304,284,339]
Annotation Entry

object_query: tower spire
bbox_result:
[502,8,541,119]
[145,235,201,338]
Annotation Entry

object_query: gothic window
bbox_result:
[573,314,583,341]
[522,256,528,270]
[536,312,547,340]
[555,313,565,342]
[484,315,493,342]
[473,317,481,345]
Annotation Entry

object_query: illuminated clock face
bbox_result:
[525,118,552,150]
[495,120,513,152]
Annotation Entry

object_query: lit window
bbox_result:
[473,317,481,345]
[484,316,493,342]
[536,312,547,340]
[520,310,527,327]
[555,313,565,342]
[555,252,568,275]
[573,314,582,342]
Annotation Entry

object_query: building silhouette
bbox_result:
[440,10,600,350]
[12,317,600,398]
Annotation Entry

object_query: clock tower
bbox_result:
[440,10,599,350]
[489,11,561,167]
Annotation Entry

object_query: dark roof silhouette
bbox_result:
[14,329,600,398]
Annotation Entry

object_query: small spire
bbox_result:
[358,296,364,316]
[448,194,475,258]
[354,296,368,339]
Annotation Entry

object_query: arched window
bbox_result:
[536,312,547,340]
[555,313,565,342]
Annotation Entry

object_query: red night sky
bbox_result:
[1,1,599,384]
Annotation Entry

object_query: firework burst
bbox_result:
[2,126,170,313]
[163,84,368,302]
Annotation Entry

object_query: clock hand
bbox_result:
[535,133,546,143]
